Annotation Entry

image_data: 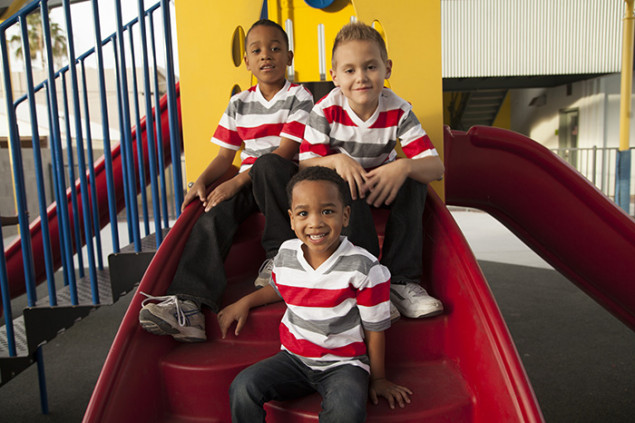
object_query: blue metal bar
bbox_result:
[60,72,82,301]
[138,0,163,247]
[62,0,99,302]
[148,11,170,230]
[115,0,142,252]
[111,39,134,245]
[127,25,151,238]
[0,29,37,307]
[35,347,49,414]
[44,81,72,289]
[160,0,184,215]
[80,59,104,270]
[90,0,119,253]
[0,220,16,357]
[19,12,57,305]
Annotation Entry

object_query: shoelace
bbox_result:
[258,258,273,275]
[140,292,188,327]
[403,283,428,298]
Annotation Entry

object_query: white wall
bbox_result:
[510,73,629,150]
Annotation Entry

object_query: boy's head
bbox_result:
[330,22,392,119]
[244,19,293,91]
[287,167,351,263]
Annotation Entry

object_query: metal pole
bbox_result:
[617,0,634,213]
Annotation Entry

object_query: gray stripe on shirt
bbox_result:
[286,307,361,336]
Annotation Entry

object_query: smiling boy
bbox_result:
[139,19,313,342]
[218,166,412,422]
[300,22,445,319]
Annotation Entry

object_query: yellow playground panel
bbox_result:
[175,0,444,195]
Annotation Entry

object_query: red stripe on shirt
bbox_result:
[356,279,390,307]
[237,122,284,140]
[212,125,242,147]
[276,284,356,307]
[279,323,367,358]
[323,105,357,126]
[370,109,404,129]
[282,120,306,140]
[401,135,434,158]
[300,141,331,157]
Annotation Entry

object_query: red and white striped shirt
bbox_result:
[299,87,438,169]
[271,236,391,373]
[211,80,313,172]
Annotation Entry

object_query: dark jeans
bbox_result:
[167,154,297,312]
[230,351,369,423]
[343,178,427,283]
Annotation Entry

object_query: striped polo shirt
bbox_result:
[299,87,438,169]
[211,80,314,172]
[271,236,391,373]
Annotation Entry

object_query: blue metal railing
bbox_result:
[0,0,183,409]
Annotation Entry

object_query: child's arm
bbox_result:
[217,284,282,338]
[364,155,444,207]
[300,153,368,201]
[183,146,237,211]
[364,329,413,409]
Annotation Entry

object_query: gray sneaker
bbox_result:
[139,293,206,342]
[254,258,274,288]
[390,282,444,319]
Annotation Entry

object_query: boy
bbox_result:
[218,166,412,422]
[139,19,314,342]
[299,22,445,319]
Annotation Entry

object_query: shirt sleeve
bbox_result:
[299,104,332,160]
[355,263,392,332]
[211,98,242,151]
[280,86,314,143]
[397,108,438,159]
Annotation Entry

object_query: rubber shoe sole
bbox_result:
[139,308,206,342]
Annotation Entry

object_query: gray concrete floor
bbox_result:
[0,209,633,422]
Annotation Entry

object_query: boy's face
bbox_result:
[288,180,350,267]
[330,39,392,119]
[244,25,293,90]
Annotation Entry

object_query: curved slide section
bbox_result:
[444,126,635,331]
[4,85,182,300]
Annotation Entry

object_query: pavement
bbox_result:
[0,209,633,422]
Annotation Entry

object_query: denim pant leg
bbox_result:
[315,364,369,423]
[380,178,427,283]
[167,185,258,312]
[249,154,298,259]
[230,351,315,423]
[342,197,380,258]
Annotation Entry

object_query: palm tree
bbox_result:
[9,11,67,68]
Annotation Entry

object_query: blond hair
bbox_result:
[332,22,388,65]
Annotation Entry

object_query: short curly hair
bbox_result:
[246,19,289,49]
[286,166,350,207]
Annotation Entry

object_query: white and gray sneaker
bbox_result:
[390,301,401,324]
[390,283,443,319]
[139,293,206,342]
[254,258,274,288]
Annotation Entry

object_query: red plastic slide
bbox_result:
[444,126,635,331]
[3,85,181,302]
[84,173,543,422]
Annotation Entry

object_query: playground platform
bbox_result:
[0,208,633,422]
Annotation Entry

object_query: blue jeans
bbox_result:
[230,351,369,423]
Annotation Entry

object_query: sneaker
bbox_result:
[390,301,401,324]
[254,258,274,288]
[390,282,443,319]
[139,293,206,342]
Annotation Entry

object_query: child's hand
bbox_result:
[369,378,412,409]
[217,300,250,338]
[204,178,242,212]
[332,154,369,200]
[364,160,408,207]
[182,180,207,211]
